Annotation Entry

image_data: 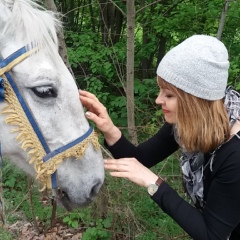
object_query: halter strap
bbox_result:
[0,45,37,75]
[0,45,37,103]
[43,127,93,162]
[0,45,98,190]
[4,70,51,153]
[44,126,94,189]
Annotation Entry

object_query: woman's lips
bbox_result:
[162,109,171,114]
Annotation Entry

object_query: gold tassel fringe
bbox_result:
[2,75,100,190]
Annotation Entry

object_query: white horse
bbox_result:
[0,0,104,211]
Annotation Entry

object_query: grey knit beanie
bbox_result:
[157,35,229,100]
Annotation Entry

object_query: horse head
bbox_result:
[0,0,104,210]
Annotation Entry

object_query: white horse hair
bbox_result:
[0,0,104,210]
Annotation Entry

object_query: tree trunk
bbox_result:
[44,0,74,77]
[89,0,96,32]
[99,0,109,45]
[217,0,230,40]
[126,0,138,145]
[98,0,124,45]
[157,35,167,66]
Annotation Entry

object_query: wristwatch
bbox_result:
[147,177,163,196]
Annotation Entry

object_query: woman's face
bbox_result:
[155,82,178,124]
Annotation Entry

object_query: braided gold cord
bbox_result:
[0,48,38,76]
[39,131,100,189]
[0,48,39,224]
[2,75,100,190]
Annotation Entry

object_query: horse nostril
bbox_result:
[89,181,101,199]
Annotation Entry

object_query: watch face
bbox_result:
[147,184,158,196]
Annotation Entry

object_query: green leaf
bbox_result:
[72,220,79,228]
[102,218,112,228]
[63,216,70,223]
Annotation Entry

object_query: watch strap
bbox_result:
[155,177,163,186]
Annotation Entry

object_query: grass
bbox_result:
[0,228,14,240]
[0,152,191,239]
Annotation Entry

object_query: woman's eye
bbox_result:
[31,86,57,98]
[166,94,173,98]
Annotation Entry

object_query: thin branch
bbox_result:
[136,0,162,14]
[216,0,230,40]
[108,0,126,17]
[64,1,126,18]
[28,177,40,234]
[8,183,34,220]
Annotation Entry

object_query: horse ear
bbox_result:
[3,0,14,11]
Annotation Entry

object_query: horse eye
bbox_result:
[31,86,57,98]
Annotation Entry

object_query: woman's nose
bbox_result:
[155,94,164,105]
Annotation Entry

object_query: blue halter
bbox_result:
[0,45,93,189]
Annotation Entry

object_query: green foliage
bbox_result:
[2,160,64,225]
[63,208,113,239]
[0,227,14,240]
[65,0,240,137]
[2,161,29,223]
[66,32,130,127]
[81,217,112,240]
[66,32,126,87]
[2,161,27,191]
[63,213,79,228]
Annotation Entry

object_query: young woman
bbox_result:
[79,35,240,240]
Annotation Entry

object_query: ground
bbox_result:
[5,219,84,240]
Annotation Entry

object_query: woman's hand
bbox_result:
[79,90,121,145]
[104,158,159,187]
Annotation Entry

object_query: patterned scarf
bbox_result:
[178,86,240,208]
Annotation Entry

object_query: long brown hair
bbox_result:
[158,77,230,153]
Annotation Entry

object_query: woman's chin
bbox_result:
[164,116,176,124]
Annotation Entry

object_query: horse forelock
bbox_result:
[0,0,62,61]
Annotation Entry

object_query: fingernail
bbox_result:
[85,112,91,117]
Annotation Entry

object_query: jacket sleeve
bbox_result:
[151,147,240,240]
[105,122,179,168]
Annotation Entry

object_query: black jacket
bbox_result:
[105,123,240,240]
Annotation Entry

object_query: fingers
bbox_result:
[105,158,133,166]
[104,158,139,174]
[79,90,99,102]
[79,90,102,111]
[79,90,118,138]
[80,95,103,112]
[104,159,131,179]
[85,111,106,127]
[79,90,106,114]
[104,158,159,187]
[104,158,130,171]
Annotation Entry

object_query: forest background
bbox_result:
[61,0,240,144]
[2,0,240,239]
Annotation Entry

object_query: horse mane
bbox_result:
[0,0,62,60]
